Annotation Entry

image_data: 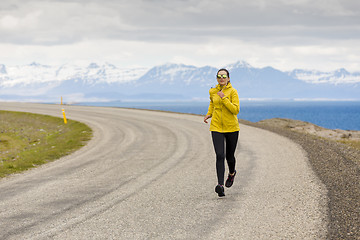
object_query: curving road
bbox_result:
[0,103,327,239]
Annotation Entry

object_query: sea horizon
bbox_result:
[75,100,360,131]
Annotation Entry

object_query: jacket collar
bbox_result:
[216,82,232,91]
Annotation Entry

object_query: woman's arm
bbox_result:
[204,114,211,123]
[221,89,240,115]
[205,94,214,123]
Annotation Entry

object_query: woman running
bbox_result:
[204,68,240,197]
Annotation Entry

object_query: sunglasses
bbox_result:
[217,74,228,79]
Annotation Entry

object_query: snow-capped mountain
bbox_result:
[289,68,360,84]
[0,61,359,102]
[0,62,149,87]
[226,60,253,70]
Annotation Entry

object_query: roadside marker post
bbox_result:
[62,108,67,124]
[61,97,67,124]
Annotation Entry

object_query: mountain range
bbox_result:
[0,61,359,103]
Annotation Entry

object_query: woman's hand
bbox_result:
[217,91,225,98]
[204,115,211,123]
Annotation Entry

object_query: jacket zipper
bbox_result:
[220,103,223,132]
[220,85,226,132]
[217,83,229,133]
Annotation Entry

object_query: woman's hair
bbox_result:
[217,68,230,78]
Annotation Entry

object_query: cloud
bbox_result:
[1,0,359,45]
[0,0,359,71]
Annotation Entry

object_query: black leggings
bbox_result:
[211,131,239,185]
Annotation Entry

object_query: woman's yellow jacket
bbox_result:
[206,82,240,133]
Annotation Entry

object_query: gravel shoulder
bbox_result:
[239,118,360,240]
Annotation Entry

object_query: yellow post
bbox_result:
[61,96,63,105]
[62,108,67,124]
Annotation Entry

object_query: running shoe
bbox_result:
[215,184,225,197]
[225,170,236,188]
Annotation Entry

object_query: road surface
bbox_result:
[0,103,327,239]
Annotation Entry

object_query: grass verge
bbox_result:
[337,139,360,151]
[0,110,92,178]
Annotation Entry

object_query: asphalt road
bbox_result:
[0,103,328,239]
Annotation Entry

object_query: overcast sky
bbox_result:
[1,0,360,71]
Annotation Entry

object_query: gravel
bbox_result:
[239,119,360,240]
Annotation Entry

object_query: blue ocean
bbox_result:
[82,101,360,131]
